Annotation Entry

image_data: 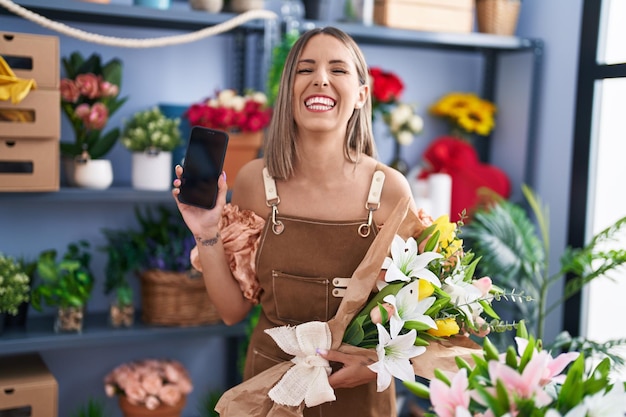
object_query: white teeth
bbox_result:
[305,96,335,110]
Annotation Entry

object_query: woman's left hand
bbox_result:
[317,349,377,389]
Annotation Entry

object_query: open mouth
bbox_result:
[305,96,336,111]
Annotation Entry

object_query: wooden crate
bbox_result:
[374,0,474,33]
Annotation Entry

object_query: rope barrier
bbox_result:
[0,0,278,48]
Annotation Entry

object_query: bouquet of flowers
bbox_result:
[430,92,497,138]
[343,209,512,392]
[60,52,128,160]
[369,67,423,146]
[405,321,626,417]
[104,358,193,410]
[184,88,272,133]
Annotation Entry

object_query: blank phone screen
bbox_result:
[178,127,228,210]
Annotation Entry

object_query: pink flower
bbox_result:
[472,277,492,296]
[75,73,101,99]
[104,359,193,410]
[60,79,80,102]
[84,102,109,130]
[144,395,160,410]
[141,371,163,395]
[429,368,471,417]
[99,80,119,97]
[369,302,395,325]
[158,384,183,406]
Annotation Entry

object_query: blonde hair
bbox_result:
[264,27,376,180]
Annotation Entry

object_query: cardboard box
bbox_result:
[0,89,60,139]
[0,354,58,417]
[1,32,60,89]
[374,0,474,33]
[0,136,60,191]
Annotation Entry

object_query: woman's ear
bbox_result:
[356,83,369,109]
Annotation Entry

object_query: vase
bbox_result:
[189,0,223,12]
[110,303,135,328]
[132,150,172,191]
[73,159,114,189]
[223,131,263,181]
[389,140,409,176]
[118,395,186,417]
[55,306,84,333]
[133,0,171,9]
[476,0,521,36]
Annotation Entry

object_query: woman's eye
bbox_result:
[332,68,348,74]
[297,68,313,74]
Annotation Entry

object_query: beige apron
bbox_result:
[243,167,396,417]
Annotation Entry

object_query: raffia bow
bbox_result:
[265,321,334,407]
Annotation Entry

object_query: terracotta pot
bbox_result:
[118,395,186,417]
[223,131,263,180]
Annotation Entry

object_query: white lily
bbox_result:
[441,265,483,321]
[383,280,437,337]
[579,382,626,417]
[381,235,443,290]
[368,324,426,392]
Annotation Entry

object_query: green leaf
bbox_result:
[403,380,430,399]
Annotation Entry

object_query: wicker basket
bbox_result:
[139,269,221,326]
[476,0,521,36]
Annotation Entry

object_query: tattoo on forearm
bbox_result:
[196,232,220,246]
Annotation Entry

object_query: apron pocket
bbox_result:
[272,271,331,323]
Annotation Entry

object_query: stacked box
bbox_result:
[374,0,474,33]
[0,354,58,417]
[0,32,60,191]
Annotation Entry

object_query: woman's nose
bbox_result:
[313,73,329,87]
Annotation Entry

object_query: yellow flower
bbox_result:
[430,92,497,137]
[427,318,460,337]
[418,279,434,300]
[455,102,495,136]
[431,215,463,259]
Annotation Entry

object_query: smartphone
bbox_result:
[177,127,229,210]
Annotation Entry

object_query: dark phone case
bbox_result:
[177,127,229,210]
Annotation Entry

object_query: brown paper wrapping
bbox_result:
[215,197,482,416]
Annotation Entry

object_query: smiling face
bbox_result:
[292,34,368,137]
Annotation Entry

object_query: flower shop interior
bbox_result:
[1,0,625,416]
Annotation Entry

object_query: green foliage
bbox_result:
[100,205,194,303]
[406,320,626,417]
[266,29,299,107]
[197,389,223,417]
[121,107,182,152]
[463,185,626,360]
[31,240,95,311]
[70,398,111,417]
[0,254,32,315]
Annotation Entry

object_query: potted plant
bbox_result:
[104,358,193,415]
[60,51,128,189]
[0,253,31,334]
[463,185,626,361]
[184,88,272,179]
[120,106,182,191]
[101,225,146,328]
[101,205,218,327]
[30,240,95,333]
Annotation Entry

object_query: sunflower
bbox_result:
[430,92,497,137]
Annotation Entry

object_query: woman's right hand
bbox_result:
[171,165,229,235]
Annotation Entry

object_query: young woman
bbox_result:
[173,26,416,416]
